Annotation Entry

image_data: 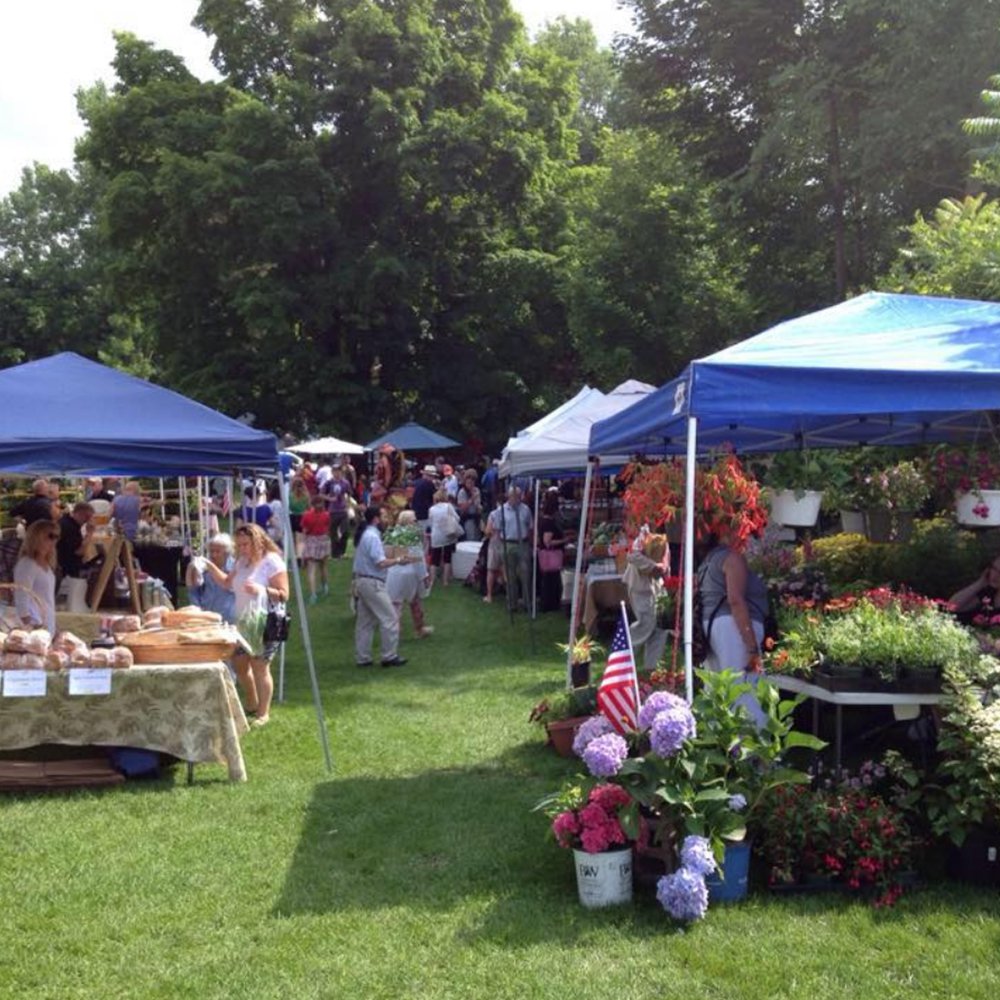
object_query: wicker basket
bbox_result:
[128,641,238,665]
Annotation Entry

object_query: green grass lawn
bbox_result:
[1,558,999,999]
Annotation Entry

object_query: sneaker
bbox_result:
[356,660,373,668]
[380,655,408,668]
[418,626,435,638]
[321,584,329,597]
[309,594,318,606]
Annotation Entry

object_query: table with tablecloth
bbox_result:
[0,663,248,781]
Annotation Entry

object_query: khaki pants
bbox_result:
[354,577,399,663]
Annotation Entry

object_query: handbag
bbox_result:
[537,547,563,573]
[443,507,464,545]
[263,607,291,643]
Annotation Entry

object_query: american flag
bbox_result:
[597,607,639,735]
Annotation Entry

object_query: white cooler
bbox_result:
[452,540,482,581]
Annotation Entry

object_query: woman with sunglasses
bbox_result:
[14,519,59,634]
[202,523,288,726]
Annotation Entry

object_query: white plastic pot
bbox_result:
[769,489,823,527]
[573,847,633,908]
[955,490,1000,527]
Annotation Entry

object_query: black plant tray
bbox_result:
[807,669,941,695]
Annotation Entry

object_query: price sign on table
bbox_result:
[68,668,113,696]
[1,670,48,697]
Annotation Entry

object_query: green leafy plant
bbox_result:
[528,685,598,727]
[556,635,603,665]
[762,449,839,496]
[855,460,930,512]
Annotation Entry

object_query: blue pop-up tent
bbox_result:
[587,292,1000,700]
[366,420,460,452]
[0,353,279,476]
[0,352,332,771]
[591,292,1000,457]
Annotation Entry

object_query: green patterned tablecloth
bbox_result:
[0,664,248,781]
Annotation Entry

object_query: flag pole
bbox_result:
[619,599,641,721]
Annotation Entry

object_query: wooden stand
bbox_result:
[89,532,142,614]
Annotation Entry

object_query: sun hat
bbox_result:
[422,465,439,476]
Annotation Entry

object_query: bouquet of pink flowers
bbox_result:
[551,784,632,854]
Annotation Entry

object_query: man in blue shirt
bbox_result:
[352,506,408,667]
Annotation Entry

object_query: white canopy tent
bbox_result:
[289,435,366,456]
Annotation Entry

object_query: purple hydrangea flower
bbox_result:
[728,793,747,812]
[656,867,709,922]
[649,704,696,757]
[572,714,613,757]
[638,691,687,730]
[582,732,629,777]
[679,835,717,877]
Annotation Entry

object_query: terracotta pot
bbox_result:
[546,716,589,757]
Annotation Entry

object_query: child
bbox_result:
[300,494,332,603]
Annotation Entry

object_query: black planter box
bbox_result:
[949,828,1000,887]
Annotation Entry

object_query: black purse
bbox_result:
[263,608,291,643]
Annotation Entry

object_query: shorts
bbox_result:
[487,536,504,572]
[430,543,455,567]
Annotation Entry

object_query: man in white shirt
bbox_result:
[499,485,533,611]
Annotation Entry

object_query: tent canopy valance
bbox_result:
[0,353,279,476]
[590,292,1000,458]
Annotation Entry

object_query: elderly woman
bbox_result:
[185,533,237,623]
[386,510,433,639]
[203,523,288,726]
[14,519,59,634]
[428,489,462,588]
[456,470,483,541]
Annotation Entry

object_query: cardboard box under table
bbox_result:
[0,663,249,782]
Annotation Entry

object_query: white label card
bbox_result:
[1,670,48,697]
[68,668,113,696]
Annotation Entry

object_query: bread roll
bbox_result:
[4,629,29,653]
[70,648,91,668]
[53,631,89,656]
[111,615,142,635]
[26,629,51,655]
[44,650,69,671]
[111,646,134,669]
[21,653,45,670]
[89,648,111,668]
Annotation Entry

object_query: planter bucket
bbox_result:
[573,847,633,908]
[840,510,866,535]
[546,716,587,757]
[949,827,1000,887]
[570,660,591,688]
[705,840,751,903]
[955,490,1000,527]
[769,490,822,527]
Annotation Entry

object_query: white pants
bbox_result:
[705,614,766,728]
[355,577,399,663]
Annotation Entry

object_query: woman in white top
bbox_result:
[427,489,462,588]
[386,510,433,638]
[203,523,288,727]
[13,519,59,635]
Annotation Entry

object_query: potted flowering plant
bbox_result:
[763,449,832,526]
[751,765,914,907]
[567,670,822,920]
[621,452,768,551]
[555,635,603,688]
[931,444,1000,525]
[528,684,598,756]
[538,782,635,908]
[856,460,929,542]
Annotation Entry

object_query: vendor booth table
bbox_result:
[0,663,248,782]
[770,674,944,774]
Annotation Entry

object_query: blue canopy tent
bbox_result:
[0,352,332,771]
[365,420,460,452]
[0,353,280,475]
[588,292,1000,699]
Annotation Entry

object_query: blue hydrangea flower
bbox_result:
[728,793,747,812]
[649,704,696,757]
[582,732,629,777]
[638,690,687,730]
[656,867,709,922]
[679,835,717,877]
[572,714,613,757]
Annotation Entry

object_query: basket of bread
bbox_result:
[118,606,242,665]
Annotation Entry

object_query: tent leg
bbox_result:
[277,490,292,705]
[566,460,594,689]
[280,476,333,772]
[684,417,698,704]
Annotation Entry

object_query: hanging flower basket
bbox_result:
[955,490,1000,527]
[769,489,823,527]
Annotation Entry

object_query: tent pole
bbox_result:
[280,475,333,771]
[566,459,594,690]
[277,473,292,705]
[531,478,539,620]
[684,417,698,703]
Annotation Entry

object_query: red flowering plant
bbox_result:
[541,783,633,854]
[621,451,768,553]
[929,444,1000,508]
[751,766,915,908]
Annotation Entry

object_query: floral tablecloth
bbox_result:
[0,664,248,781]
